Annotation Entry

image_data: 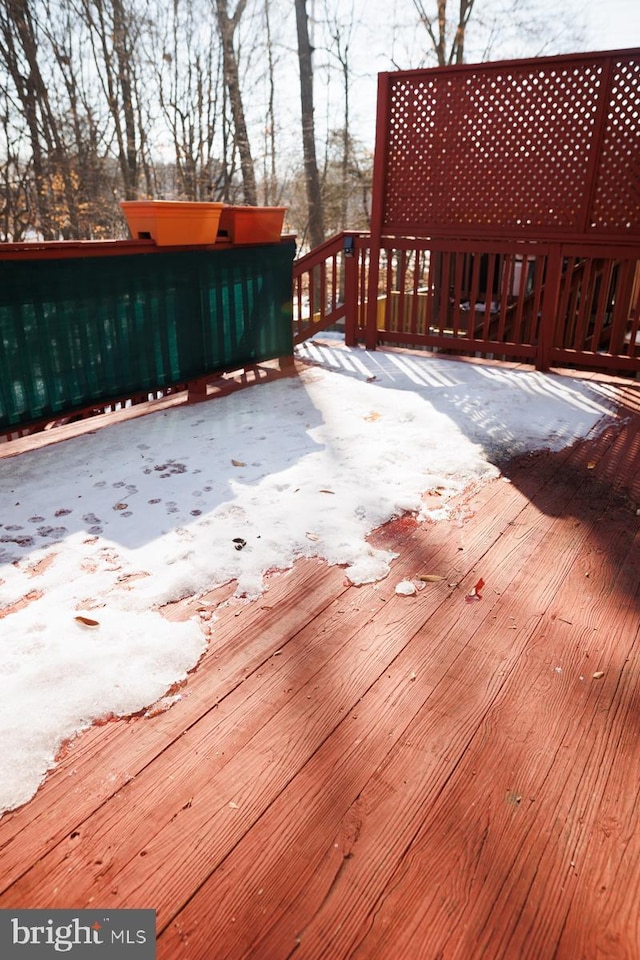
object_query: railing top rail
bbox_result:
[378,47,640,82]
[295,231,640,257]
[0,236,297,262]
[293,231,372,272]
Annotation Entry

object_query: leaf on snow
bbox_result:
[306,532,321,541]
[231,459,245,467]
[75,615,100,628]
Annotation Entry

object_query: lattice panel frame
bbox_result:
[591,58,640,232]
[377,51,640,239]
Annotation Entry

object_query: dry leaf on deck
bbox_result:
[74,615,100,628]
[587,461,597,470]
[465,577,485,602]
[418,574,446,583]
[592,670,605,679]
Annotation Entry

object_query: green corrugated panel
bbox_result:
[0,240,294,429]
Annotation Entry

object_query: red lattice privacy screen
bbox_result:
[373,50,640,240]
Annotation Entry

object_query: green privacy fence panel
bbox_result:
[0,239,295,430]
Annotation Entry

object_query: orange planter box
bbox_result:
[217,206,287,245]
[120,200,224,246]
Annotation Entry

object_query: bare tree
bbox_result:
[323,1,359,232]
[0,0,82,237]
[320,131,372,236]
[0,86,32,240]
[409,0,586,67]
[43,0,118,236]
[155,0,226,200]
[411,0,474,65]
[214,0,258,204]
[260,0,278,205]
[295,0,324,247]
[77,0,153,199]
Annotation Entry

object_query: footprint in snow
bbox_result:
[37,526,67,539]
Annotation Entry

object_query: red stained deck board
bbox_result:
[0,479,526,916]
[156,451,638,959]
[336,513,640,960]
[0,443,573,916]
[0,559,347,890]
[0,357,639,960]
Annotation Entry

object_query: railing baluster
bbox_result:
[292,232,640,373]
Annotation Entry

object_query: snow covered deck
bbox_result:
[1,344,640,958]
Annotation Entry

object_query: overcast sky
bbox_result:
[587,0,640,50]
[305,0,640,155]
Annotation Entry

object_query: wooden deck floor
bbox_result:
[1,356,640,959]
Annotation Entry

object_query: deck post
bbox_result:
[537,244,563,372]
[344,235,358,346]
[365,73,391,351]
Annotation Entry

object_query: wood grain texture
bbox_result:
[1,357,639,960]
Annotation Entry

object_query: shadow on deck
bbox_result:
[0,348,639,960]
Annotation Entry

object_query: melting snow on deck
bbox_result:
[0,341,620,814]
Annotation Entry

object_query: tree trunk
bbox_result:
[412,0,476,66]
[214,0,257,205]
[450,0,475,64]
[112,0,138,197]
[295,0,325,248]
[0,0,81,237]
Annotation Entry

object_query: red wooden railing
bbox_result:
[293,232,640,374]
[309,49,640,374]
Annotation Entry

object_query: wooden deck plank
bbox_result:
[1,356,639,960]
[0,560,346,886]
[332,500,640,960]
[0,418,559,857]
[0,444,573,918]
[155,444,635,958]
[0,483,520,914]
[554,628,640,960]
[264,493,638,960]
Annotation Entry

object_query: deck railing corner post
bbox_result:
[344,235,358,346]
[537,244,563,372]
